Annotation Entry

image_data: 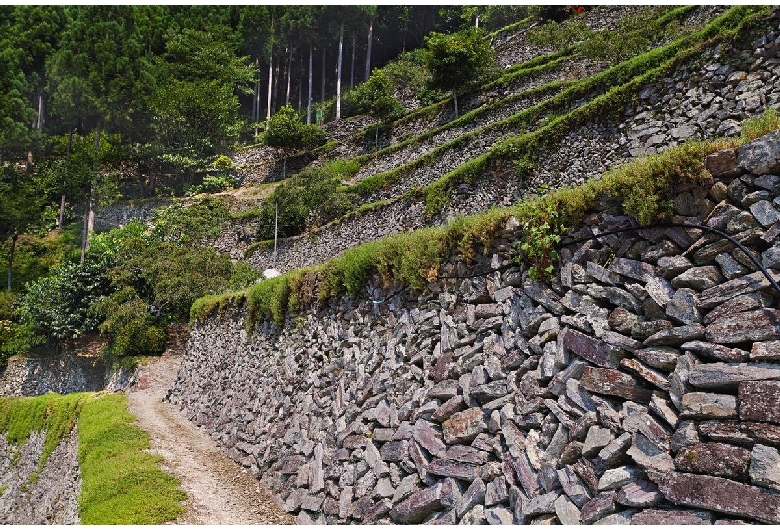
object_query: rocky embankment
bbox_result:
[169,131,780,524]
[0,431,80,524]
[246,9,780,276]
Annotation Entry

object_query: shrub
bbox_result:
[212,154,233,170]
[265,105,326,152]
[94,287,166,360]
[343,72,404,122]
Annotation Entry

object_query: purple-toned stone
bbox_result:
[674,442,750,480]
[739,380,780,424]
[380,440,409,462]
[442,408,486,445]
[580,491,616,524]
[752,341,780,361]
[616,480,662,508]
[706,309,780,343]
[682,340,749,362]
[413,419,447,458]
[631,508,712,525]
[561,328,624,368]
[580,367,652,403]
[689,362,780,389]
[427,459,479,481]
[659,471,780,523]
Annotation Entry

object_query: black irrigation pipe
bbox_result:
[558,221,780,298]
[369,221,780,304]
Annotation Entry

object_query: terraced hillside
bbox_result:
[219,6,780,276]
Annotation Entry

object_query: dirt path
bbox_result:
[125,354,294,525]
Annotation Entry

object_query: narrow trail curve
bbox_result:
[125,354,294,525]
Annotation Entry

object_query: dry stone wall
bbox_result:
[170,132,780,524]
[0,354,134,397]
[0,430,81,524]
[248,11,780,275]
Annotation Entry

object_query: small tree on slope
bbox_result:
[423,28,497,118]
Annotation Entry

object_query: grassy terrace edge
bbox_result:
[240,5,768,260]
[349,5,764,208]
[0,392,185,524]
[192,108,780,332]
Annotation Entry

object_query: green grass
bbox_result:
[0,485,7,495]
[78,393,186,524]
[0,392,186,524]
[0,392,89,476]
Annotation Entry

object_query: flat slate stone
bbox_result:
[442,408,486,445]
[580,367,652,403]
[631,508,712,525]
[673,442,750,480]
[644,276,675,308]
[689,362,780,389]
[634,346,679,371]
[703,293,768,324]
[413,419,447,458]
[698,420,780,446]
[706,147,739,178]
[739,380,780,423]
[554,494,581,525]
[389,482,449,524]
[752,341,780,361]
[610,257,657,283]
[561,328,624,368]
[427,459,479,482]
[620,357,670,391]
[644,323,705,346]
[682,340,749,362]
[672,266,724,291]
[680,392,737,419]
[616,480,662,508]
[698,271,780,308]
[659,471,780,523]
[626,432,674,473]
[597,466,643,491]
[750,444,780,491]
[706,309,780,343]
[580,491,616,524]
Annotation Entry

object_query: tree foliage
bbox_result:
[423,28,497,96]
[265,105,326,152]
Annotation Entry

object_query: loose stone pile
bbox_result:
[170,131,780,524]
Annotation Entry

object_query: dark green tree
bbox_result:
[264,104,326,178]
[423,27,497,117]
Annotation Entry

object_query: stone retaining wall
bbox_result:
[0,430,81,524]
[0,354,134,397]
[247,10,780,275]
[169,132,780,524]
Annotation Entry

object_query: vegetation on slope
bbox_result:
[0,392,185,523]
[191,108,780,331]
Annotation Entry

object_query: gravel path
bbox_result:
[125,354,294,525]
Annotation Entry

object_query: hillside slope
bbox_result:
[224,6,778,275]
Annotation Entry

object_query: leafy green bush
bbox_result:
[424,28,498,100]
[185,173,236,196]
[212,154,233,170]
[93,287,166,360]
[343,72,405,122]
[151,197,230,244]
[254,159,359,240]
[264,105,326,152]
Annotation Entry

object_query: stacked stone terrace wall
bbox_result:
[170,132,780,524]
[248,11,780,275]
